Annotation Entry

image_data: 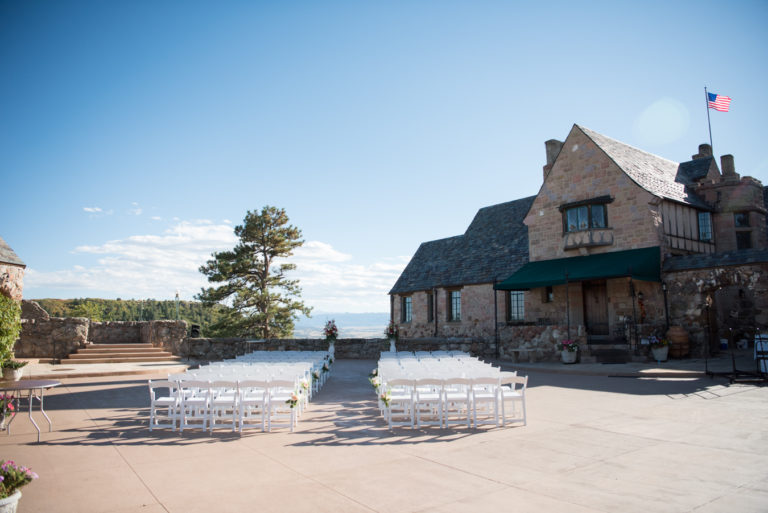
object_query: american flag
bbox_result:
[707,92,731,112]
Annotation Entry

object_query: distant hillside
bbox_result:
[31,299,389,339]
[31,298,231,337]
[293,312,390,339]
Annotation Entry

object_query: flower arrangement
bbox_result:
[322,363,330,373]
[312,370,320,383]
[323,319,338,341]
[299,379,309,392]
[648,335,668,349]
[560,340,579,352]
[285,391,300,409]
[379,390,391,408]
[369,375,381,391]
[0,460,38,499]
[0,394,14,414]
[384,320,398,340]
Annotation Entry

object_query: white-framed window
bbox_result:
[698,212,713,242]
[448,290,461,322]
[401,296,412,323]
[507,291,525,323]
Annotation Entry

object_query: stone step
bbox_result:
[77,347,168,354]
[86,343,154,349]
[68,351,174,359]
[60,356,183,364]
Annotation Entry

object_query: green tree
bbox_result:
[197,206,312,338]
[71,300,103,321]
[0,294,22,365]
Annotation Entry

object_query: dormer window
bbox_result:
[560,197,611,233]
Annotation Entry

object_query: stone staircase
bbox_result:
[60,343,182,364]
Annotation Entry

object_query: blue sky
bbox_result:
[1,0,767,314]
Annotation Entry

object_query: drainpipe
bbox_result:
[662,281,670,331]
[433,288,438,337]
[494,279,499,359]
[565,272,571,340]
[630,278,637,351]
[389,294,394,326]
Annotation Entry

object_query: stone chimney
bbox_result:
[692,143,713,160]
[721,154,739,181]
[543,139,564,180]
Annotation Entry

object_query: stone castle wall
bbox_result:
[0,263,24,301]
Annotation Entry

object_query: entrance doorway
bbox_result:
[583,280,609,340]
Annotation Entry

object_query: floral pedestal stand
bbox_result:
[0,490,21,513]
[388,337,396,352]
[327,339,335,357]
[561,350,578,364]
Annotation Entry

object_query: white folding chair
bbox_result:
[267,379,297,432]
[209,380,238,433]
[148,380,180,431]
[443,377,472,428]
[385,378,415,429]
[413,378,444,428]
[499,374,528,427]
[238,380,268,433]
[179,380,211,433]
[471,377,500,427]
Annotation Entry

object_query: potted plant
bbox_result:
[560,340,579,364]
[649,335,669,362]
[0,295,24,381]
[384,321,398,352]
[0,459,38,512]
[323,319,338,356]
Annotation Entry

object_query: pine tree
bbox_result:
[197,206,312,338]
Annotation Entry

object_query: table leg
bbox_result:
[27,390,41,442]
[38,388,53,432]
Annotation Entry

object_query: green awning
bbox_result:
[494,246,661,291]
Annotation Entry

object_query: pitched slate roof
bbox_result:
[663,248,768,272]
[0,236,25,267]
[389,196,535,294]
[578,125,709,209]
[677,156,714,186]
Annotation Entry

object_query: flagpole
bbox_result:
[704,86,714,153]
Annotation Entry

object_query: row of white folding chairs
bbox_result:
[148,378,309,434]
[374,373,527,430]
[378,358,500,380]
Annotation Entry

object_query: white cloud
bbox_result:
[151,216,162,221]
[25,220,402,312]
[128,202,143,216]
[83,206,102,213]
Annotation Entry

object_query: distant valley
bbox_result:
[292,312,390,339]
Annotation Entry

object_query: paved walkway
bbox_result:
[2,359,767,512]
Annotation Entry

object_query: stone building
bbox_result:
[390,124,768,360]
[0,236,25,301]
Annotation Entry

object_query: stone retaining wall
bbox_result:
[18,316,89,359]
[665,263,768,356]
[89,322,142,344]
[179,332,582,363]
[16,300,188,359]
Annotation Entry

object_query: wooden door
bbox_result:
[583,280,609,337]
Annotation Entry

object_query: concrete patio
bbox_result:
[1,359,767,512]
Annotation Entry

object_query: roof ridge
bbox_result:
[576,124,680,166]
